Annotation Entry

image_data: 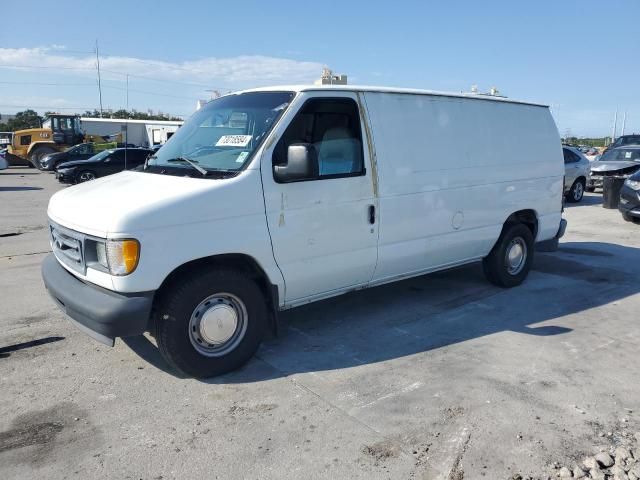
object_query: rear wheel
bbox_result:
[483,223,534,288]
[154,269,268,378]
[76,170,96,183]
[565,178,585,203]
[585,186,595,193]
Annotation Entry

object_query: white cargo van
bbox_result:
[43,85,566,378]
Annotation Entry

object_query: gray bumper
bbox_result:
[42,254,154,346]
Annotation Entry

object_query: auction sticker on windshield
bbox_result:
[216,135,252,147]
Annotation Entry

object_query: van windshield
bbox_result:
[147,91,294,174]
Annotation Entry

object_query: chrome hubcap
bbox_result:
[79,172,95,182]
[574,183,583,200]
[505,237,527,275]
[188,293,247,357]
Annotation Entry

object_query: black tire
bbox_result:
[585,186,595,193]
[154,269,268,378]
[75,170,97,183]
[482,223,534,288]
[565,178,585,203]
[28,146,57,169]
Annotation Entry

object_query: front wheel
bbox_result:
[483,223,534,288]
[154,269,268,378]
[76,170,96,183]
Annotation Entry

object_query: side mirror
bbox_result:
[274,143,318,182]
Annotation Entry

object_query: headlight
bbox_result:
[95,239,140,276]
[624,179,640,191]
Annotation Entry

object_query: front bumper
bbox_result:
[42,253,154,346]
[55,170,75,183]
[588,176,603,189]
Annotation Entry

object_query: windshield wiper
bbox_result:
[166,156,208,176]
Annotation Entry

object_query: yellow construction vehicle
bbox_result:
[6,114,85,167]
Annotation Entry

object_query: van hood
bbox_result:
[48,170,258,237]
[590,161,640,174]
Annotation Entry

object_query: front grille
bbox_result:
[50,222,85,274]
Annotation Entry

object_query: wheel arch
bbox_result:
[503,209,539,240]
[153,253,280,334]
[27,141,57,156]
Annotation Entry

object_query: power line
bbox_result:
[0,81,199,101]
[0,64,95,71]
[0,81,95,86]
[0,104,187,117]
[0,63,234,90]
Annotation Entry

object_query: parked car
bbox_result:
[605,134,640,152]
[40,142,97,171]
[619,169,640,223]
[562,145,591,201]
[588,146,640,191]
[55,147,153,184]
[42,85,566,378]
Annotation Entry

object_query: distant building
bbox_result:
[80,117,183,147]
[314,67,348,85]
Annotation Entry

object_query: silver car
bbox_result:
[563,146,591,202]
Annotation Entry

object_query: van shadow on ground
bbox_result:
[124,241,639,382]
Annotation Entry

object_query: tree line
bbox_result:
[0,109,183,132]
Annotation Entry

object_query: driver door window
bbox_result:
[273,98,364,180]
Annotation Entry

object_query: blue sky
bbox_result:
[1,0,638,137]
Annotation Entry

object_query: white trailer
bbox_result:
[79,118,183,147]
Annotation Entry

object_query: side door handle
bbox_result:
[368,205,376,224]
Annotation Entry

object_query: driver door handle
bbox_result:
[368,205,376,224]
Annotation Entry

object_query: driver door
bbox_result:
[260,92,379,305]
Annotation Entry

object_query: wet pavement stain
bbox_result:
[0,421,64,453]
[0,402,101,467]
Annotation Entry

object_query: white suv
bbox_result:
[562,146,591,202]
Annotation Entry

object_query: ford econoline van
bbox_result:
[42,85,566,378]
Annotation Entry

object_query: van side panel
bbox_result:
[363,92,563,282]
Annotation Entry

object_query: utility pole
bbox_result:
[124,74,129,167]
[95,39,103,118]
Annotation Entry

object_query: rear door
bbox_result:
[563,148,581,187]
[260,92,379,304]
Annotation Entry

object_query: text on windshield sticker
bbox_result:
[216,135,252,147]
